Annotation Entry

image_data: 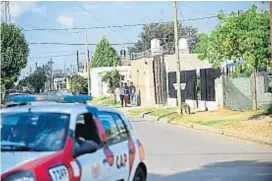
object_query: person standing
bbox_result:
[118,82,125,107]
[123,82,129,107]
[129,82,136,107]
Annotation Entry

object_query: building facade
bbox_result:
[90,66,131,97]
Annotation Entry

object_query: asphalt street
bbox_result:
[130,118,272,181]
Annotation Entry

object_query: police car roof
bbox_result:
[1,103,87,115]
[87,105,123,115]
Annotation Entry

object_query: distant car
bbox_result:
[1,95,147,181]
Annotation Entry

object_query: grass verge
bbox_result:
[128,107,272,138]
[127,107,157,116]
[89,97,121,108]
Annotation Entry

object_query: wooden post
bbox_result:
[174,1,182,114]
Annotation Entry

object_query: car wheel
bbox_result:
[133,167,146,181]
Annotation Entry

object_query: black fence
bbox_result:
[200,68,221,101]
[168,70,197,102]
[168,68,221,103]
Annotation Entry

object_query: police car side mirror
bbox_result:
[74,140,98,157]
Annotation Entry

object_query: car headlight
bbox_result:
[4,171,36,181]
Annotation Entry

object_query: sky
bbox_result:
[5,1,268,79]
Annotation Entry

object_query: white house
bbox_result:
[90,66,131,97]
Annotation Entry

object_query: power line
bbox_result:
[181,3,215,16]
[75,2,135,45]
[29,42,136,46]
[29,52,85,59]
[31,50,77,56]
[177,2,185,23]
[76,2,106,26]
[22,15,219,32]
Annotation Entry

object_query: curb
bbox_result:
[141,111,155,118]
[135,113,272,147]
[144,114,159,121]
[121,109,154,118]
[157,112,176,123]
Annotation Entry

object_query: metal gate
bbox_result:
[200,68,221,101]
[153,55,167,105]
[168,70,197,103]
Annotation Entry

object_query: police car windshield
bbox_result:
[1,112,70,152]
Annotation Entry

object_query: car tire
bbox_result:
[133,167,146,181]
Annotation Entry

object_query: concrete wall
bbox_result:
[216,74,272,110]
[164,54,212,72]
[215,76,224,109]
[130,53,213,108]
[91,66,131,97]
[130,57,156,106]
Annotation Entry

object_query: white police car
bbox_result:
[1,95,147,181]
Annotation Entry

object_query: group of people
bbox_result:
[116,82,137,107]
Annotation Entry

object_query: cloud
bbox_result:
[9,2,46,18]
[57,16,74,28]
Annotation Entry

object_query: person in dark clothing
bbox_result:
[129,82,136,106]
[123,83,129,107]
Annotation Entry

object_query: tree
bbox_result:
[70,74,88,94]
[128,22,198,55]
[261,1,272,67]
[269,1,272,67]
[5,75,18,90]
[18,67,47,93]
[1,23,29,91]
[91,37,122,68]
[18,76,31,89]
[101,70,121,104]
[194,5,270,111]
[29,67,47,93]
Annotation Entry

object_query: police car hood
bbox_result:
[1,152,56,174]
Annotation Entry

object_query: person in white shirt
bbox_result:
[118,82,125,107]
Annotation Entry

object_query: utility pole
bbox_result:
[29,66,32,75]
[1,1,10,23]
[7,1,10,23]
[48,58,54,90]
[87,49,90,67]
[64,60,66,74]
[76,50,80,72]
[174,1,182,114]
[237,9,243,16]
[85,30,91,96]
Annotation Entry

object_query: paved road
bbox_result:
[130,118,272,181]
